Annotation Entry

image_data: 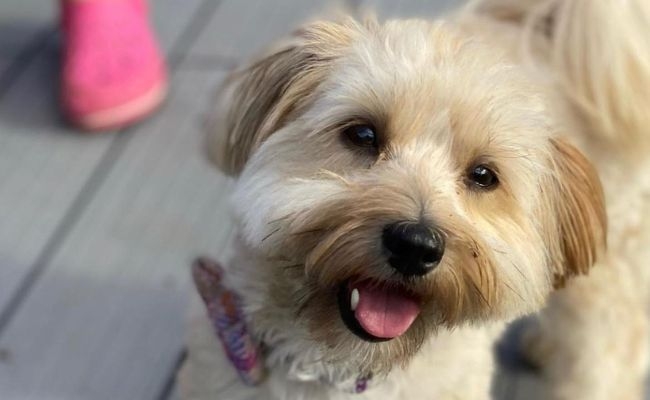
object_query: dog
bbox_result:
[179,0,650,398]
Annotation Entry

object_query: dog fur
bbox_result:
[179,0,650,399]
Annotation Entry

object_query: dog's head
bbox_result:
[207,18,606,375]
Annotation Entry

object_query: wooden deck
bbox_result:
[0,0,558,398]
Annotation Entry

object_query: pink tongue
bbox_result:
[353,282,421,339]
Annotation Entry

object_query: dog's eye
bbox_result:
[467,165,499,189]
[344,125,377,148]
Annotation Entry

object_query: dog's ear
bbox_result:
[205,20,360,176]
[544,138,607,288]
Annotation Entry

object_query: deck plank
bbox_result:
[188,0,342,61]
[0,0,55,79]
[150,0,209,58]
[0,67,230,400]
[0,1,215,398]
[0,49,115,323]
[0,0,204,323]
[165,383,181,400]
[361,0,458,18]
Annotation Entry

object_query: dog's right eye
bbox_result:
[344,125,378,148]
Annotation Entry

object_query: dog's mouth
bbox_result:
[337,279,421,342]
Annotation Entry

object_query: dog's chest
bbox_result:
[181,310,501,400]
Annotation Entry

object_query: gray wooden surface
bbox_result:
[0,0,567,399]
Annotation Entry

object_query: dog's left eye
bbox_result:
[344,125,377,148]
[467,165,499,189]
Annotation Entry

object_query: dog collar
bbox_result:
[191,257,372,394]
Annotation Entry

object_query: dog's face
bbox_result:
[208,18,606,375]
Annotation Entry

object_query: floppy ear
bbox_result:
[545,138,607,288]
[205,20,359,176]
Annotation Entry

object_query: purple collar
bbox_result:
[192,257,371,393]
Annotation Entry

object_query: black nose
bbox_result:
[382,222,445,277]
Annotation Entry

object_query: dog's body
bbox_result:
[180,1,650,399]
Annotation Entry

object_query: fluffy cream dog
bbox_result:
[179,0,650,399]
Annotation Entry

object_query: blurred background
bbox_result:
[0,0,552,399]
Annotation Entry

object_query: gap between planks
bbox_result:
[0,0,225,339]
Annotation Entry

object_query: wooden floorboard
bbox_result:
[0,0,205,324]
[0,0,219,399]
[361,0,458,18]
[0,47,116,323]
[149,0,212,57]
[0,0,56,78]
[0,0,89,322]
[187,0,341,61]
[164,381,181,400]
[0,0,207,323]
[0,65,231,400]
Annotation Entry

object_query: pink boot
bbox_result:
[60,0,167,131]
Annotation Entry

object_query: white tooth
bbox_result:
[351,288,360,311]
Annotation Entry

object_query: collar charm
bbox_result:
[354,376,370,393]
